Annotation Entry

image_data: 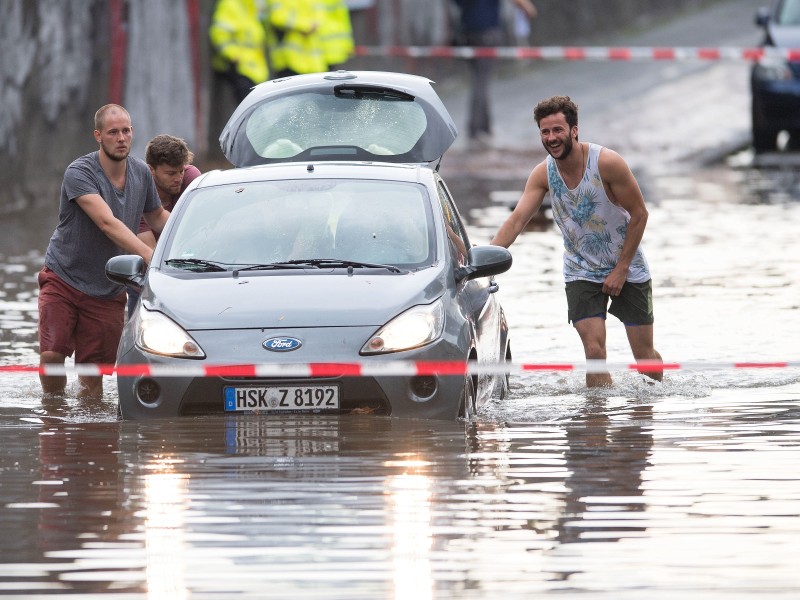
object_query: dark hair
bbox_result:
[533,96,578,129]
[145,134,194,168]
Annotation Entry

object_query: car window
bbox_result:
[777,0,800,24]
[165,180,435,269]
[436,181,470,265]
[244,91,428,160]
[220,75,459,167]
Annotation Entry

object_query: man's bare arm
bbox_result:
[137,230,157,249]
[142,206,170,237]
[491,161,549,247]
[599,149,649,295]
[76,194,155,264]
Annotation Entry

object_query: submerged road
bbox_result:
[1,1,799,597]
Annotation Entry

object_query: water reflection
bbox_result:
[33,421,139,595]
[556,399,653,546]
[388,465,434,600]
[0,390,798,596]
[1,151,800,597]
[143,461,189,600]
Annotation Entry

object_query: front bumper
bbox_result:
[116,327,472,421]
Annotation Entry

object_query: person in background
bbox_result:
[126,134,202,317]
[210,0,270,104]
[318,0,354,71]
[38,105,168,400]
[454,0,537,150]
[490,95,663,387]
[266,0,328,78]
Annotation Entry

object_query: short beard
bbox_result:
[551,136,574,161]
[101,144,129,163]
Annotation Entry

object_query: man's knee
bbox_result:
[40,351,66,364]
[583,342,607,360]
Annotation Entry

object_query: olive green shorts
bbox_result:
[565,279,654,326]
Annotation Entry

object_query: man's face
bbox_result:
[150,163,186,197]
[95,110,132,162]
[538,112,577,161]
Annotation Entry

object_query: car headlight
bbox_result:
[754,57,794,81]
[135,307,206,358]
[361,299,445,354]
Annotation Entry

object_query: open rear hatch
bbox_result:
[219,70,458,167]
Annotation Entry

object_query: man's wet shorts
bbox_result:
[565,279,654,326]
[37,266,126,365]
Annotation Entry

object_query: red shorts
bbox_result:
[37,267,126,365]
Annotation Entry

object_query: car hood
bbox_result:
[219,71,457,167]
[142,268,446,330]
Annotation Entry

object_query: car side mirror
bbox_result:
[756,7,770,27]
[455,245,512,282]
[106,254,146,287]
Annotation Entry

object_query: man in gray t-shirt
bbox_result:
[38,104,170,400]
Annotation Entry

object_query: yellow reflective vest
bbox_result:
[210,0,269,84]
[317,0,354,68]
[267,0,328,76]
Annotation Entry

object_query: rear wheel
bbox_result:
[500,343,512,400]
[459,375,476,420]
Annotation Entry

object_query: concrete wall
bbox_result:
[0,0,723,213]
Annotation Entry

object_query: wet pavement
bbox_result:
[2,0,800,596]
[1,147,799,598]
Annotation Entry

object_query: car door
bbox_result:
[436,180,503,379]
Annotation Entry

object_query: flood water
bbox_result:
[1,153,799,598]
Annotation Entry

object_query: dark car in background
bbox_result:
[107,71,513,421]
[751,0,800,151]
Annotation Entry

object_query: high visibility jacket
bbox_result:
[266,0,328,76]
[317,0,354,67]
[210,0,269,84]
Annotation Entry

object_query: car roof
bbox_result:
[219,71,458,168]
[192,161,434,190]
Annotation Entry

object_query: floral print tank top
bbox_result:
[546,143,651,283]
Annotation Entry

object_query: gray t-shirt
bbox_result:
[44,151,161,298]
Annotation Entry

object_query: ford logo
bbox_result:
[262,336,302,352]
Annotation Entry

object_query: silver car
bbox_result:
[107,71,512,420]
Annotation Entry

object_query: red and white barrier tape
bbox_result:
[1,360,797,378]
[354,45,799,62]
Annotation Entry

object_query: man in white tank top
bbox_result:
[491,95,662,387]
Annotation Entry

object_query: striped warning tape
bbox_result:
[354,45,799,62]
[1,360,797,378]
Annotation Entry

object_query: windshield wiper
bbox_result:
[165,258,229,272]
[232,259,405,275]
[232,262,309,274]
[282,258,405,273]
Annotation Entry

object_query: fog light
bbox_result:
[136,378,161,406]
[410,375,437,401]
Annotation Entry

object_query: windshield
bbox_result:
[164,179,435,270]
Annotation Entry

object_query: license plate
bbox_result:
[224,385,340,412]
